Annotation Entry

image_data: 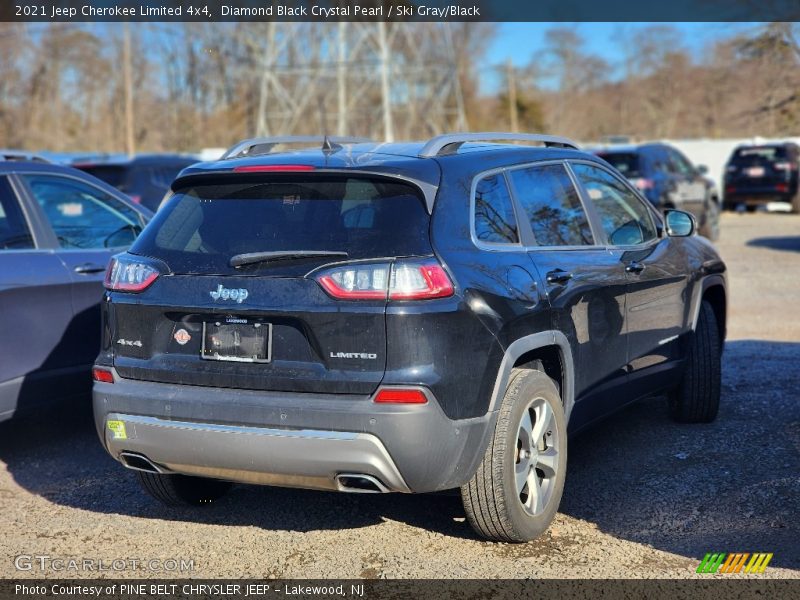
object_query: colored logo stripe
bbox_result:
[745,553,774,573]
[697,552,773,574]
[697,553,726,573]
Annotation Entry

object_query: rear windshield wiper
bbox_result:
[230,250,349,268]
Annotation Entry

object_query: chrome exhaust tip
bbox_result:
[335,473,390,493]
[118,452,166,474]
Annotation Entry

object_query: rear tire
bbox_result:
[136,471,232,507]
[461,369,567,542]
[669,301,721,423]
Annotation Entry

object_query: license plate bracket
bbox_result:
[201,319,272,363]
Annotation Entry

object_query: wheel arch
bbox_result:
[692,275,727,344]
[487,331,575,423]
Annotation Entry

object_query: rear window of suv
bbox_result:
[730,146,788,165]
[596,152,641,178]
[130,175,431,274]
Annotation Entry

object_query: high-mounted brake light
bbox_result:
[374,388,428,404]
[104,255,160,292]
[233,165,315,173]
[92,367,114,384]
[314,259,454,301]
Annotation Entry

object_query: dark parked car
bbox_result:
[0,153,151,422]
[73,154,198,212]
[592,143,720,241]
[93,133,726,542]
[723,142,800,213]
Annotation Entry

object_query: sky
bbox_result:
[480,22,764,92]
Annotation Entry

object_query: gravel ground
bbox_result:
[0,213,798,579]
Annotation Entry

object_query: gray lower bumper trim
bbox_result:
[105,413,411,493]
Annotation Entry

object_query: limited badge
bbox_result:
[107,420,127,440]
[174,328,191,345]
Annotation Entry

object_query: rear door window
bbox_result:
[0,177,34,250]
[131,175,432,274]
[508,163,594,246]
[596,152,641,178]
[473,173,519,244]
[75,165,128,190]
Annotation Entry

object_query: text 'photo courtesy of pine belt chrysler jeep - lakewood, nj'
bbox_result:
[92,133,727,542]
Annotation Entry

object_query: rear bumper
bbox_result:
[93,370,495,493]
[104,413,410,492]
[725,191,793,205]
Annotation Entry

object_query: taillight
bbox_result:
[726,186,736,194]
[314,259,454,301]
[389,261,453,300]
[631,177,654,190]
[92,367,114,383]
[776,183,788,192]
[774,162,794,170]
[104,255,160,292]
[373,388,428,404]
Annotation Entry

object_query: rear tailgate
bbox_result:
[109,173,433,395]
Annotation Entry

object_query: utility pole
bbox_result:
[507,58,518,133]
[123,22,135,156]
[256,23,275,137]
[378,22,394,142]
[337,22,347,136]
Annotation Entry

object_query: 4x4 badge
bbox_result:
[209,284,249,304]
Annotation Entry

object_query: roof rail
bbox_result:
[0,150,51,163]
[222,136,373,160]
[418,132,579,157]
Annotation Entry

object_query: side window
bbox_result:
[473,173,519,244]
[0,177,34,250]
[22,174,143,250]
[509,163,593,246]
[571,163,658,246]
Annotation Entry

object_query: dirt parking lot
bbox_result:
[1,213,798,579]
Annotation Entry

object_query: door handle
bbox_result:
[74,263,107,275]
[625,261,646,274]
[546,269,573,284]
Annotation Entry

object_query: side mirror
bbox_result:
[664,210,695,237]
[696,164,708,175]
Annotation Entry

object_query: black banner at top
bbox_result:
[1,0,799,22]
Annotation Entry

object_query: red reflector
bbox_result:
[726,186,736,194]
[776,183,788,192]
[374,388,428,404]
[233,165,315,173]
[92,368,114,384]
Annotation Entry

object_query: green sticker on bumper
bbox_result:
[107,420,127,440]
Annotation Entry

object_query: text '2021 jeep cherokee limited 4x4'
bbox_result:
[93,133,727,542]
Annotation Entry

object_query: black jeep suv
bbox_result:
[93,133,727,542]
[723,142,800,212]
